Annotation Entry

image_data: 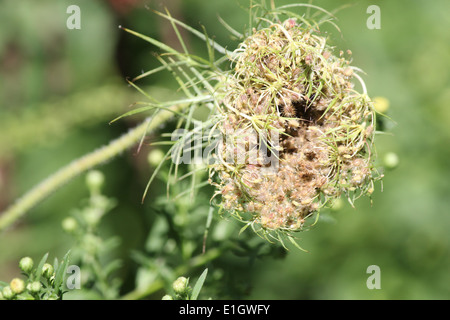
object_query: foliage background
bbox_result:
[0,0,449,299]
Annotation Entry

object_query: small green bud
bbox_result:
[86,170,105,194]
[147,149,165,167]
[83,207,103,227]
[42,263,54,279]
[172,276,189,295]
[10,278,25,294]
[83,234,100,255]
[19,256,34,273]
[383,152,399,169]
[373,96,390,113]
[330,198,344,211]
[2,286,15,299]
[28,281,42,293]
[90,194,112,211]
[62,217,78,233]
[162,294,174,300]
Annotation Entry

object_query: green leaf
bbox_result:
[190,268,208,300]
[239,222,252,235]
[109,96,209,124]
[217,14,243,39]
[54,251,71,292]
[120,26,178,55]
[0,280,8,289]
[287,235,309,253]
[53,257,59,274]
[34,252,49,281]
[104,260,123,277]
[152,10,230,55]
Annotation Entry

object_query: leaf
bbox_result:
[119,26,178,55]
[109,97,196,124]
[165,8,189,56]
[152,10,230,55]
[217,14,243,39]
[0,280,9,289]
[54,251,71,292]
[53,257,59,274]
[190,268,208,300]
[104,260,123,277]
[239,222,252,235]
[277,3,337,20]
[287,235,309,253]
[34,252,49,281]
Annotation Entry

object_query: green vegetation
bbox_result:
[0,0,449,300]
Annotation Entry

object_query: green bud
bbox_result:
[19,256,34,273]
[2,286,15,299]
[383,152,399,169]
[10,278,25,294]
[83,207,103,227]
[373,96,390,113]
[90,194,112,211]
[147,149,165,167]
[42,263,54,279]
[83,234,100,255]
[62,217,78,233]
[28,281,42,293]
[86,170,105,194]
[330,198,344,211]
[162,294,174,300]
[172,276,189,295]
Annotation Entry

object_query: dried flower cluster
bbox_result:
[210,19,380,237]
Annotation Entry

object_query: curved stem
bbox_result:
[0,105,185,232]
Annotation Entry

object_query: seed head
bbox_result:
[209,18,382,240]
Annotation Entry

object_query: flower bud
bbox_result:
[373,96,390,113]
[19,256,34,273]
[383,152,399,169]
[42,263,54,279]
[28,281,42,293]
[86,170,105,194]
[10,278,25,294]
[161,294,174,300]
[83,234,100,255]
[330,198,344,211]
[172,276,189,295]
[2,286,14,299]
[147,149,165,167]
[62,217,78,234]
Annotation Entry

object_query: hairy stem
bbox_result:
[0,105,185,232]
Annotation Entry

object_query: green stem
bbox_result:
[0,105,185,232]
[120,246,225,300]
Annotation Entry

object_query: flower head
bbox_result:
[209,18,381,240]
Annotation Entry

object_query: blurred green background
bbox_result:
[0,0,449,299]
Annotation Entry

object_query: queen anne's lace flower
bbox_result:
[210,19,381,237]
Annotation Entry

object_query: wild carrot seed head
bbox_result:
[209,18,382,239]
